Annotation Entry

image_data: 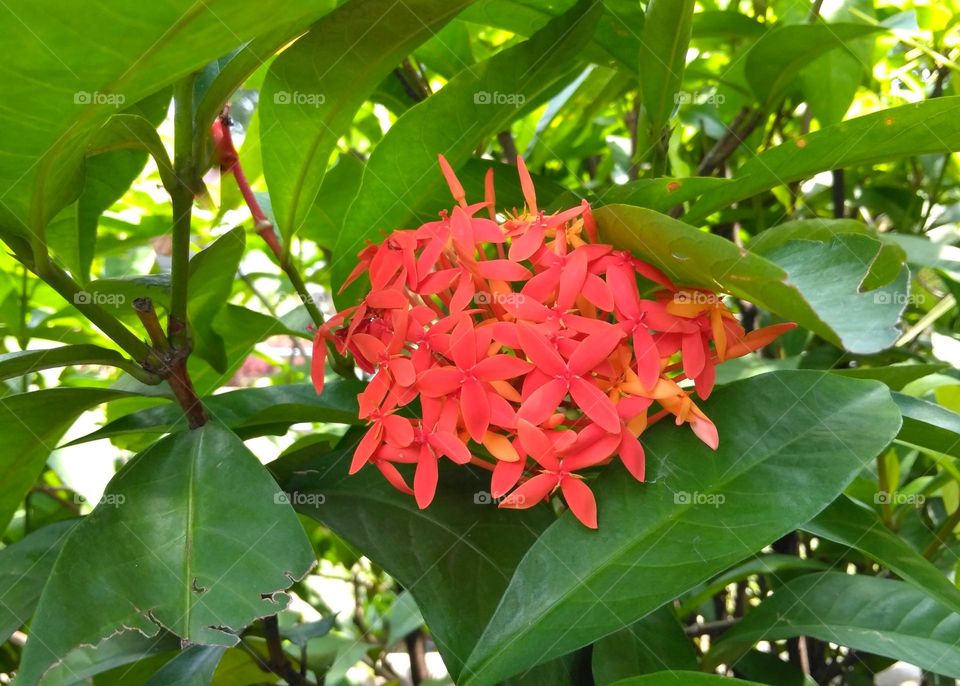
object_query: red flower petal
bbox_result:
[473,354,532,381]
[414,449,439,509]
[475,259,532,281]
[461,378,491,442]
[516,324,566,376]
[438,154,466,205]
[351,424,383,474]
[619,432,646,482]
[569,377,620,433]
[517,378,567,427]
[516,156,538,213]
[682,332,707,378]
[382,415,414,446]
[516,420,561,471]
[376,458,414,495]
[567,327,623,376]
[429,432,471,464]
[419,367,462,397]
[560,477,598,529]
[491,458,525,498]
[501,472,558,509]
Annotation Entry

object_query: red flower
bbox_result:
[310,154,793,528]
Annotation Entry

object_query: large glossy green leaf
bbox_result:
[68,380,362,445]
[595,205,908,353]
[638,0,695,135]
[0,520,75,643]
[332,0,600,301]
[271,434,554,681]
[0,0,333,238]
[17,423,315,686]
[711,573,960,677]
[804,495,960,614]
[0,387,134,532]
[460,372,900,685]
[685,97,960,223]
[260,0,475,242]
[591,606,697,685]
[743,23,881,108]
[893,392,960,460]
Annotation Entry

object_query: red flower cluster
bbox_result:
[312,156,794,528]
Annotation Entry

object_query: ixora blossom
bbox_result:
[312,156,794,529]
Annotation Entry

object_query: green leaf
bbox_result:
[893,392,960,460]
[692,11,766,40]
[734,649,816,686]
[595,205,908,353]
[676,554,830,618]
[283,616,337,646]
[599,177,729,213]
[460,372,900,685]
[638,0,696,134]
[0,0,332,237]
[710,572,960,677]
[460,0,643,73]
[608,674,768,686]
[332,0,601,301]
[804,496,960,615]
[187,227,245,372]
[272,434,554,681]
[761,234,909,352]
[748,219,907,292]
[0,387,134,532]
[260,0,476,242]
[193,9,338,146]
[37,631,181,686]
[67,381,361,445]
[17,423,315,686]
[685,97,960,223]
[86,114,177,194]
[0,520,75,643]
[591,606,697,685]
[743,23,881,108]
[831,363,947,391]
[0,344,137,381]
[145,646,227,686]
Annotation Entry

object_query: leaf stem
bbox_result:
[922,505,960,560]
[263,615,313,686]
[32,258,160,375]
[169,74,197,350]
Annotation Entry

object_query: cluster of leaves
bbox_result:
[0,0,959,685]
